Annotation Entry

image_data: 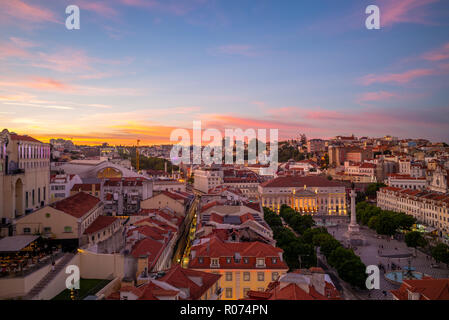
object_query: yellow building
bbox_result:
[188,235,288,300]
[0,129,50,229]
[258,175,347,215]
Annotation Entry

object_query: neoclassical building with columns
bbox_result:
[258,176,348,215]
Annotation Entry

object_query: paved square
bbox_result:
[327,222,449,300]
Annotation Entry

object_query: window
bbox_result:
[258,288,264,292]
[226,257,232,264]
[243,288,250,297]
[225,272,232,281]
[225,288,232,299]
[211,258,219,268]
[243,257,249,264]
[256,258,265,267]
[272,257,278,264]
[43,227,51,234]
[243,272,250,281]
[23,227,31,234]
[257,272,264,281]
[64,226,72,233]
[272,272,279,281]
[45,213,51,218]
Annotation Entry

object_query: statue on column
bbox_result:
[344,184,365,246]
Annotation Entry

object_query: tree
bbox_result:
[328,247,355,270]
[405,231,427,254]
[303,228,327,244]
[318,236,342,258]
[338,258,367,289]
[365,183,386,198]
[431,243,449,265]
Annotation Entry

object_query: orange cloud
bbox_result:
[0,78,71,91]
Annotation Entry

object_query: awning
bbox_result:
[0,235,39,252]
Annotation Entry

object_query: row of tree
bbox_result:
[263,207,316,270]
[266,205,367,289]
[356,202,416,236]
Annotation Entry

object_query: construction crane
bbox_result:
[136,139,140,172]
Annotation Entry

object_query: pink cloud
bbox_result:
[357,91,397,103]
[359,68,436,85]
[77,0,120,18]
[421,42,449,61]
[379,0,440,27]
[31,50,93,73]
[1,0,60,25]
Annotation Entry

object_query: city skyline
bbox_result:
[1,0,449,145]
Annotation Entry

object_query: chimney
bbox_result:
[311,272,326,297]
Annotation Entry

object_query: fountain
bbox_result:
[385,259,426,285]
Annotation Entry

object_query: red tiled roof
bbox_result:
[391,278,449,300]
[71,183,100,192]
[131,225,165,240]
[51,192,101,218]
[120,285,144,298]
[189,236,287,270]
[84,216,118,234]
[125,265,221,300]
[10,133,42,143]
[159,264,221,300]
[131,238,165,270]
[359,163,376,169]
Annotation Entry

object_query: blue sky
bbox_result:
[0,0,448,144]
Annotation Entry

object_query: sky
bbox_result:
[0,0,448,145]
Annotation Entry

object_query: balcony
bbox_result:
[7,168,25,175]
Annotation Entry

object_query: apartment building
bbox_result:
[49,173,82,203]
[377,187,449,244]
[193,168,223,193]
[188,235,288,300]
[387,174,427,190]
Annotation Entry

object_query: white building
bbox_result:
[387,174,427,191]
[377,187,449,244]
[49,173,82,203]
[193,168,223,193]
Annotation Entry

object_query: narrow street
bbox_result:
[171,194,199,267]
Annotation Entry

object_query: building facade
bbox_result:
[0,130,50,226]
[258,176,347,215]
